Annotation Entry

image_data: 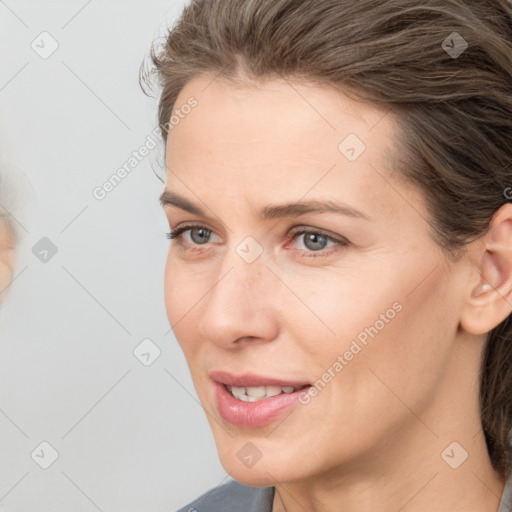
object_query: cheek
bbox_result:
[163,255,209,361]
[163,256,192,342]
[279,264,403,361]
[164,254,195,315]
[295,258,457,408]
[326,265,458,421]
[163,255,177,323]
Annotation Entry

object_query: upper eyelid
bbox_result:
[170,222,338,236]
[169,223,347,245]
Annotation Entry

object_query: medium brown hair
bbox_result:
[140,0,512,478]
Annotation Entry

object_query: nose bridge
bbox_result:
[198,238,277,344]
[210,241,268,312]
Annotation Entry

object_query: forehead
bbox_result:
[163,74,421,226]
[169,74,394,148]
[167,75,398,173]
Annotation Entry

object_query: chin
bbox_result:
[215,441,302,488]
[220,459,281,488]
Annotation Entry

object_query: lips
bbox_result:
[210,370,312,427]
[209,370,310,388]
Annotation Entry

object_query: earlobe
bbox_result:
[460,204,512,335]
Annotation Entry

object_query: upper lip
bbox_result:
[210,370,311,388]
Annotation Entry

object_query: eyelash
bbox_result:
[165,223,348,257]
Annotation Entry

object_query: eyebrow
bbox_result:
[159,190,373,221]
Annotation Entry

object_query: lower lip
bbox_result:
[213,381,311,427]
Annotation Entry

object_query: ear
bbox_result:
[460,203,512,336]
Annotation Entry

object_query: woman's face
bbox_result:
[162,75,468,485]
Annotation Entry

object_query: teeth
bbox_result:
[246,386,266,397]
[265,385,283,397]
[238,394,258,402]
[227,384,304,401]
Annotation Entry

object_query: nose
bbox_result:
[197,249,280,348]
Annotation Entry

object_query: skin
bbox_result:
[0,218,16,302]
[161,74,511,512]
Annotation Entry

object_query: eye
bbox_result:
[165,224,348,256]
[287,227,348,256]
[166,224,217,245]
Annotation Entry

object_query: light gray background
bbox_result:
[0,1,227,510]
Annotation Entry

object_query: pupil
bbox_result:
[305,233,326,251]
[191,228,210,244]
